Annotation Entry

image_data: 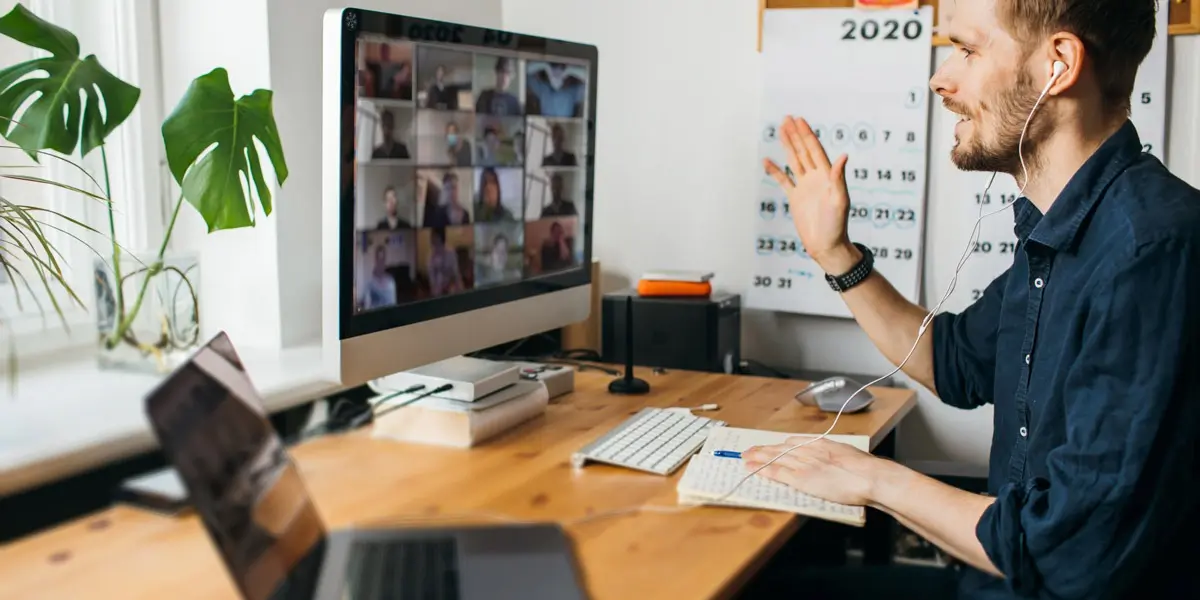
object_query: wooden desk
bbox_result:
[0,369,917,600]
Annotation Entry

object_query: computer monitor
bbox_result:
[322,8,598,386]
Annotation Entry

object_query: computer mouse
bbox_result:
[794,376,875,413]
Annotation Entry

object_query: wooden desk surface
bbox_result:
[0,369,917,600]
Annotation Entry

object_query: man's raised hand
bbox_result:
[763,116,857,274]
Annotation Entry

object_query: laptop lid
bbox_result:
[144,332,327,600]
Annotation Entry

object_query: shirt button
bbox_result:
[1034,277,1045,289]
[1025,354,1031,365]
[1019,426,1028,437]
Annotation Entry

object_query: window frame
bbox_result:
[0,0,166,360]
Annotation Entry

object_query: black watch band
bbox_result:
[825,243,874,293]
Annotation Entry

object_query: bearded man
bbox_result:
[746,0,1200,598]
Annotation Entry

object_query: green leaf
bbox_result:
[0,5,141,159]
[161,67,288,232]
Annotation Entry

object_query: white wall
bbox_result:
[503,0,1200,472]
[157,0,503,350]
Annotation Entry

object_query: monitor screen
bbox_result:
[335,10,596,340]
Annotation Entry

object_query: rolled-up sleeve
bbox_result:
[975,237,1200,599]
[931,268,1010,409]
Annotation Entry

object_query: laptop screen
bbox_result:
[145,332,327,600]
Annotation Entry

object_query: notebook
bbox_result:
[676,426,871,526]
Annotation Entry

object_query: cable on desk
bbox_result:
[350,383,454,428]
[287,384,428,445]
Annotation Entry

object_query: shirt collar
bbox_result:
[1021,119,1142,252]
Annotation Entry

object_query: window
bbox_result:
[0,0,164,358]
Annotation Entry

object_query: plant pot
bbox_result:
[93,251,201,374]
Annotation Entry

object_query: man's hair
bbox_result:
[494,57,510,72]
[998,0,1157,115]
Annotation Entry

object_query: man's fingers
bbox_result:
[764,159,793,189]
[782,114,820,172]
[779,117,808,176]
[831,154,849,184]
[795,117,832,170]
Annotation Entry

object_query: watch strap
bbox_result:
[825,243,874,293]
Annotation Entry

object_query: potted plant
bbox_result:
[0,4,288,373]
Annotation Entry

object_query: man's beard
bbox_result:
[949,69,1048,176]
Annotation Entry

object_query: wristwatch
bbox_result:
[825,243,874,293]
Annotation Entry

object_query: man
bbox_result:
[444,121,473,167]
[526,62,586,118]
[426,171,470,227]
[376,43,411,100]
[539,221,575,273]
[424,64,459,110]
[475,57,522,116]
[477,232,519,286]
[477,126,518,167]
[426,227,464,297]
[362,244,396,309]
[540,173,577,217]
[375,185,412,230]
[542,123,577,166]
[371,109,410,159]
[750,1,1200,599]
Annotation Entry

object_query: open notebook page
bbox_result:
[676,427,871,526]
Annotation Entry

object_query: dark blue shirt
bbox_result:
[931,120,1200,600]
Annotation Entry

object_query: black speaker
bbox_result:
[601,290,741,374]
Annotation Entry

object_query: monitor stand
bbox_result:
[608,295,649,395]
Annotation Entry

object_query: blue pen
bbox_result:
[713,450,742,459]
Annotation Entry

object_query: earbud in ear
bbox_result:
[1052,61,1067,79]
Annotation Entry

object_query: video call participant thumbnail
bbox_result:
[474,55,522,116]
[475,222,524,287]
[525,217,578,275]
[371,108,411,159]
[418,169,473,228]
[355,165,416,230]
[476,116,524,167]
[376,184,413,230]
[524,171,578,219]
[418,225,474,297]
[475,167,522,223]
[416,111,474,167]
[360,41,413,101]
[525,61,586,118]
[357,230,416,311]
[542,122,577,166]
[418,47,474,110]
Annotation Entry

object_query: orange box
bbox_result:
[636,279,712,297]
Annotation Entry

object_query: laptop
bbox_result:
[143,331,587,600]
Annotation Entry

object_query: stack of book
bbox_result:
[636,269,714,298]
[370,356,549,448]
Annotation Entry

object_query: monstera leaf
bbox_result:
[162,67,288,232]
[0,4,140,159]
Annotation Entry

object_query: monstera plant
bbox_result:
[0,4,287,372]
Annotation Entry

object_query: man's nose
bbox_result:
[929,61,955,98]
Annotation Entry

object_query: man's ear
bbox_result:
[1046,32,1085,95]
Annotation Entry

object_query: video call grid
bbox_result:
[352,37,591,313]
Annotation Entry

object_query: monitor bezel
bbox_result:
[335,8,598,341]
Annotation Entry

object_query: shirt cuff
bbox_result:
[930,311,963,405]
[976,480,1044,596]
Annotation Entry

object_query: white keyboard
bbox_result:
[571,407,725,475]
